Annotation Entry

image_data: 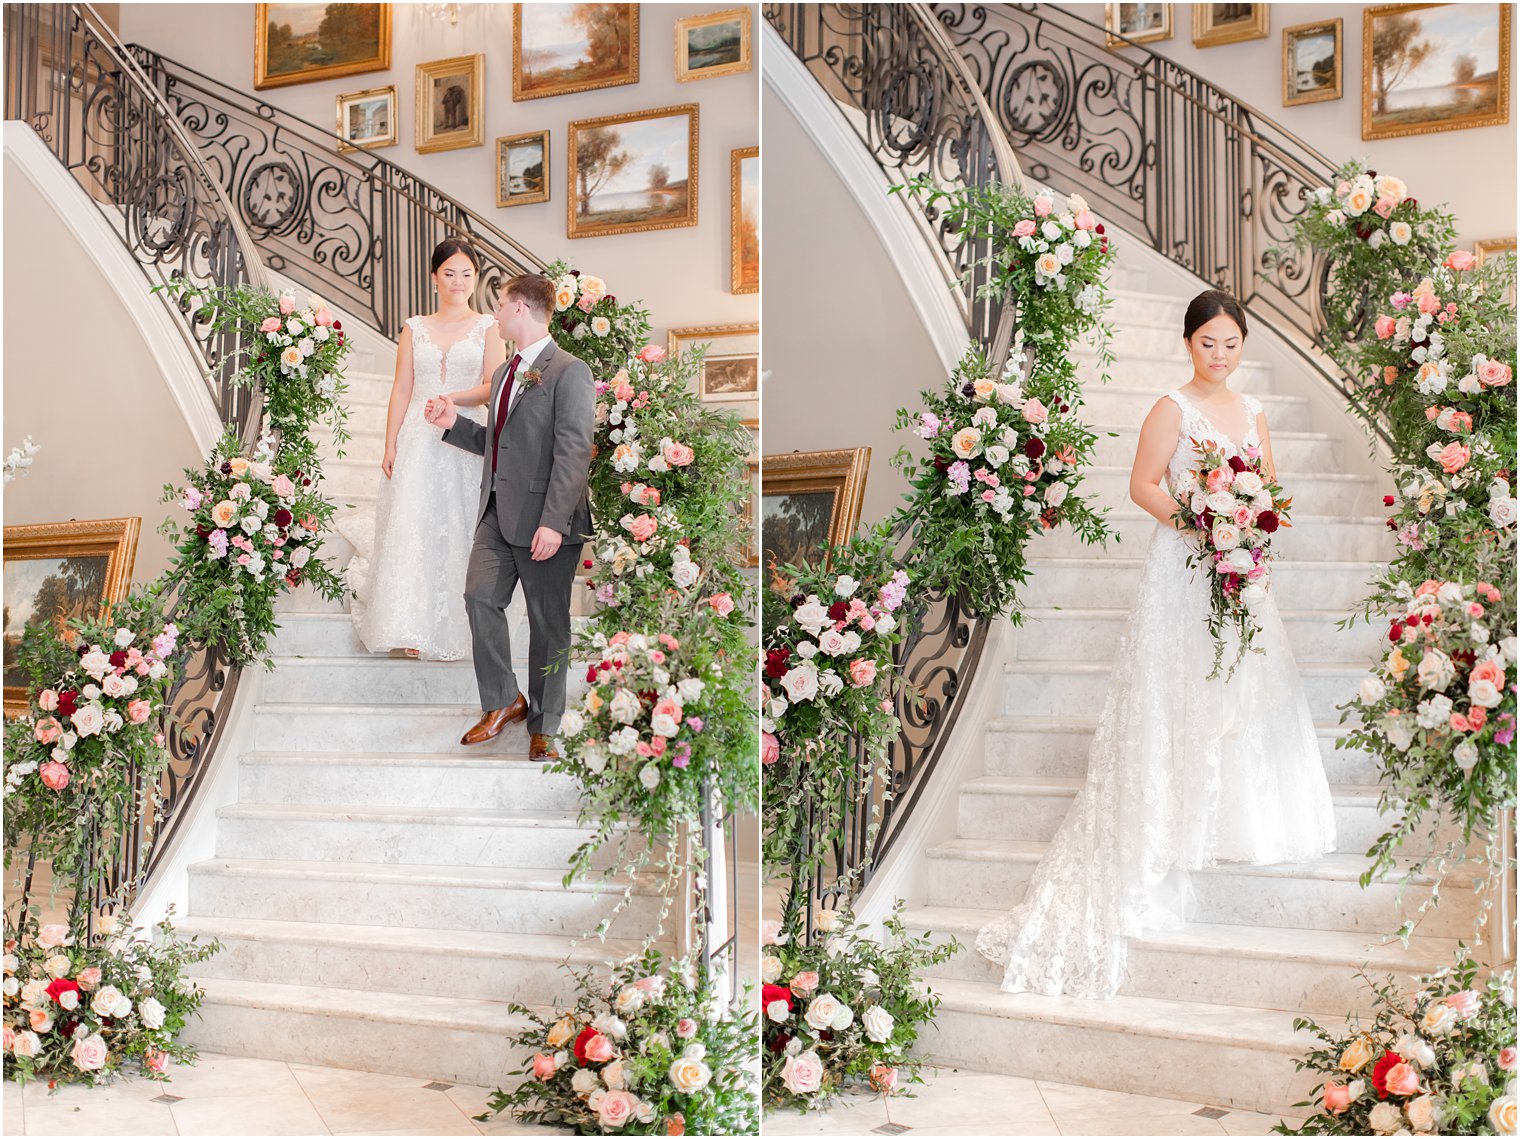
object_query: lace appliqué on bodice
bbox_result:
[1163,389,1262,492]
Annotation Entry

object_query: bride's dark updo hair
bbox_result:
[1183,289,1248,342]
[430,236,481,274]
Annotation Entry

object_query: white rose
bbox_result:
[793,601,829,636]
[834,575,859,598]
[2,977,16,998]
[1233,471,1264,496]
[1225,548,1255,574]
[1416,649,1455,691]
[639,765,661,791]
[592,1012,626,1039]
[761,956,781,983]
[560,709,585,737]
[1044,481,1069,508]
[1415,694,1454,730]
[804,993,844,1031]
[90,985,124,1016]
[985,445,1010,467]
[1385,718,1415,751]
[1490,498,1519,528]
[1206,491,1237,514]
[1489,1096,1516,1135]
[780,664,819,703]
[1394,1033,1436,1069]
[602,1058,627,1090]
[765,999,791,1023]
[1420,1001,1458,1036]
[669,1056,712,1092]
[111,991,132,1017]
[862,1005,895,1043]
[1360,675,1387,704]
[1240,582,1267,610]
[608,687,641,724]
[816,669,844,697]
[796,641,818,659]
[1471,677,1502,708]
[138,996,166,1029]
[613,986,645,1015]
[45,954,72,979]
[780,1050,824,1095]
[671,560,700,589]
[571,1067,601,1097]
[817,629,847,656]
[1454,739,1479,773]
[1211,521,1241,550]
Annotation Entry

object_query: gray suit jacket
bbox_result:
[442,339,595,546]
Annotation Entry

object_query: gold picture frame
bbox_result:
[1193,3,1269,47]
[4,517,141,717]
[676,8,752,82]
[497,130,550,208]
[336,85,397,152]
[1283,19,1343,106]
[669,322,759,404]
[1475,237,1518,263]
[761,449,871,580]
[1362,4,1511,140]
[416,54,484,154]
[255,3,391,91]
[1105,3,1172,47]
[513,3,639,102]
[568,104,699,240]
[731,145,759,295]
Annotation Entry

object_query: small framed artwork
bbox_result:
[1475,238,1517,305]
[4,517,141,716]
[669,323,759,404]
[1193,3,1269,47]
[255,4,391,90]
[336,86,397,152]
[731,145,758,295]
[1363,4,1511,140]
[1283,19,1342,105]
[761,448,871,579]
[1105,3,1172,47]
[416,54,483,154]
[676,8,752,82]
[497,130,550,207]
[513,3,639,101]
[567,104,699,239]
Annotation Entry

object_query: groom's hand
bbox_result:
[530,526,562,561]
[426,394,458,430]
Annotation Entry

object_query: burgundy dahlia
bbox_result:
[1227,456,1248,473]
[1024,437,1046,460]
[827,601,848,622]
[1257,511,1279,534]
[274,508,293,528]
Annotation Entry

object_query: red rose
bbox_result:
[331,320,342,331]
[109,650,128,669]
[605,295,616,305]
[587,665,600,683]
[827,601,848,622]
[762,984,794,1013]
[1094,223,1105,235]
[274,508,293,528]
[582,559,593,569]
[573,1025,599,1064]
[932,456,950,473]
[599,660,613,672]
[1389,624,1403,642]
[45,978,80,1006]
[1227,456,1247,473]
[1257,511,1279,533]
[1386,519,1398,531]
[1024,437,1046,460]
[1371,1051,1405,1099]
[1383,495,1396,507]
[767,1032,792,1053]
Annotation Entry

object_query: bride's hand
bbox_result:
[429,393,458,430]
[381,444,396,480]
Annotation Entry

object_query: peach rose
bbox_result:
[1435,442,1471,474]
[1375,315,1397,340]
[662,440,695,467]
[532,1052,559,1080]
[1012,219,1036,238]
[260,316,283,333]
[595,1089,638,1130]
[1035,252,1061,277]
[1233,505,1253,527]
[39,761,70,791]
[951,427,983,459]
[1417,291,1441,315]
[1445,249,1477,271]
[1373,195,1396,219]
[761,731,779,766]
[144,1049,170,1075]
[1032,195,1053,217]
[1479,358,1513,387]
[790,971,820,994]
[280,345,303,368]
[708,592,735,617]
[11,1031,40,1058]
[625,514,658,542]
[271,474,296,498]
[1022,397,1048,424]
[29,1009,52,1033]
[869,1065,898,1094]
[584,1032,616,1063]
[849,659,878,687]
[278,294,297,314]
[313,307,334,327]
[636,344,666,363]
[34,717,62,745]
[555,286,575,311]
[1074,209,1096,230]
[1345,187,1373,215]
[128,699,152,725]
[1323,1081,1353,1114]
[77,967,102,989]
[1384,1061,1419,1096]
[665,1115,686,1136]
[1339,1035,1377,1072]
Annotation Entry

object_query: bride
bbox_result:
[345,238,505,659]
[975,288,1338,999]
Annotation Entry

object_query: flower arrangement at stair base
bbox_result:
[1275,955,1516,1136]
[760,903,958,1111]
[158,428,345,667]
[2,910,219,1088]
[888,180,1115,618]
[479,948,759,1135]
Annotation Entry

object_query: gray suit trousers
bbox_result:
[464,495,582,735]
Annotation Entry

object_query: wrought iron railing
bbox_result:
[127,46,546,337]
[4,2,266,932]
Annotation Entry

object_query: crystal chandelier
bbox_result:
[420,3,460,26]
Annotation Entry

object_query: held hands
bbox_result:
[530,526,562,562]
[424,393,458,430]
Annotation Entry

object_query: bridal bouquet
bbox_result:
[478,948,759,1136]
[761,903,958,1111]
[159,427,345,667]
[1278,954,1516,1136]
[3,909,219,1087]
[1172,439,1293,680]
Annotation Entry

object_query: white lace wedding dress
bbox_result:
[974,388,1338,999]
[341,314,492,660]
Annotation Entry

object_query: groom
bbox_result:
[425,273,595,759]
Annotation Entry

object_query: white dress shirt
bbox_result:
[493,333,553,424]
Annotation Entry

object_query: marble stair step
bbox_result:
[264,656,503,705]
[1069,351,1276,394]
[175,916,647,1006]
[914,976,1316,1115]
[955,776,1466,856]
[924,841,1479,938]
[897,906,1459,1017]
[1083,386,1312,431]
[1001,660,1367,722]
[254,702,560,755]
[1090,425,1342,470]
[1105,287,1189,326]
[982,716,1382,785]
[270,609,528,658]
[178,976,533,1086]
[188,858,663,935]
[1030,509,1396,562]
[212,802,621,870]
[1007,607,1384,666]
[237,751,584,811]
[1082,466,1383,515]
[1073,314,1256,363]
[1021,557,1381,611]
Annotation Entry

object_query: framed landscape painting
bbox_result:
[255,3,390,90]
[416,54,483,154]
[676,8,752,82]
[336,85,397,151]
[1363,3,1511,140]
[4,517,140,716]
[1105,3,1172,47]
[567,104,698,239]
[731,146,758,295]
[761,448,871,582]
[669,323,759,404]
[1284,18,1342,105]
[498,130,550,207]
[1193,3,1268,47]
[514,3,639,101]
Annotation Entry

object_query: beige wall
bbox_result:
[1062,3,1518,247]
[760,84,942,531]
[3,155,202,584]
[117,2,760,378]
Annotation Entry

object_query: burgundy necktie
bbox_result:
[491,353,522,475]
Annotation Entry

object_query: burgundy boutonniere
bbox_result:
[519,368,544,390]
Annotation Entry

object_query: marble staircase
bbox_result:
[177,329,646,1086]
[897,279,1475,1115]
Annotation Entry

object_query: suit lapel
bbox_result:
[504,340,556,425]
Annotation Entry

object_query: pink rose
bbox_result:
[614,380,635,402]
[1417,291,1441,315]
[1479,358,1513,387]
[77,967,102,989]
[1074,209,1096,230]
[1445,249,1477,271]
[39,761,70,791]
[144,1049,170,1075]
[1445,989,1482,1018]
[1012,219,1037,238]
[1449,410,1473,433]
[625,514,658,542]
[676,1018,697,1039]
[584,1032,616,1063]
[260,316,283,333]
[278,294,297,315]
[1500,1047,1517,1071]
[869,1065,898,1094]
[313,307,334,327]
[34,717,62,745]
[1021,397,1048,424]
[1032,195,1053,217]
[70,1033,108,1071]
[707,593,735,617]
[272,475,296,498]
[37,689,58,712]
[595,1089,638,1130]
[1323,1082,1353,1115]
[761,731,779,766]
[1373,195,1396,219]
[780,1051,823,1095]
[1233,505,1253,527]
[849,659,878,687]
[1205,466,1234,492]
[577,293,597,313]
[1384,1061,1419,1096]
[790,971,820,994]
[532,1052,558,1080]
[1435,442,1471,474]
[662,440,695,467]
[1375,315,1397,340]
[128,700,152,725]
[636,344,666,363]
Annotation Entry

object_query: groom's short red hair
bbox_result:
[504,273,555,319]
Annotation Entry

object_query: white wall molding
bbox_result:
[761,21,969,374]
[4,122,223,453]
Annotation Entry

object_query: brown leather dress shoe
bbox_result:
[460,693,528,745]
[529,733,558,760]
